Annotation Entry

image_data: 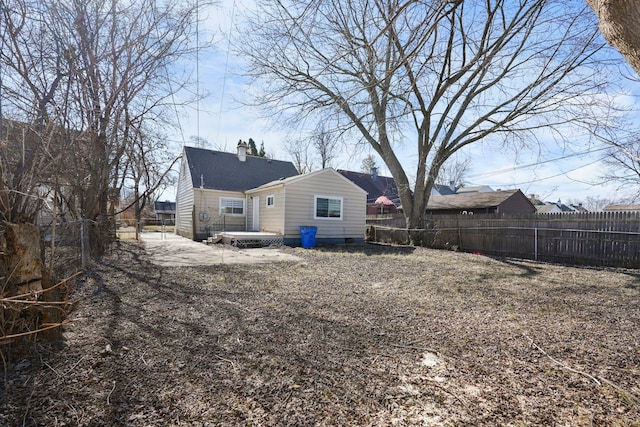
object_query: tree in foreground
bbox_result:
[238,0,622,238]
[0,0,205,255]
[586,0,640,76]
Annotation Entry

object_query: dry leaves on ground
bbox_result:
[2,241,639,426]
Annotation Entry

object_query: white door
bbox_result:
[252,196,260,231]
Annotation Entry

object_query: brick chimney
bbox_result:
[237,141,248,162]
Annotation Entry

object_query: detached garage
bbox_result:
[245,168,367,245]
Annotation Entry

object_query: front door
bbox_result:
[252,196,260,231]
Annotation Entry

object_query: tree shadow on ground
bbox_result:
[311,242,416,256]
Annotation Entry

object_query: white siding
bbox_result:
[283,170,366,240]
[247,186,286,233]
[175,158,195,239]
[175,151,247,240]
[192,189,246,239]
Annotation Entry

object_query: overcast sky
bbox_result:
[162,0,640,207]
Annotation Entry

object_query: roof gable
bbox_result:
[248,168,368,194]
[432,183,457,196]
[183,146,299,192]
[536,204,561,214]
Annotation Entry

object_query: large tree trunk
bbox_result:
[1,223,64,347]
[586,0,640,75]
[2,223,43,297]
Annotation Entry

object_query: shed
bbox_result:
[425,189,536,215]
[245,168,368,245]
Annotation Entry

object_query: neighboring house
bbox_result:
[245,168,367,245]
[338,167,500,215]
[425,189,536,215]
[570,203,589,213]
[2,119,84,226]
[603,204,640,212]
[175,144,299,240]
[554,200,579,212]
[432,183,457,196]
[154,201,176,222]
[529,195,588,214]
[337,168,401,215]
[535,204,563,214]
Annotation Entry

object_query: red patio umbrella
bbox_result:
[374,195,395,206]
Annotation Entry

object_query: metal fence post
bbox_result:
[534,227,538,261]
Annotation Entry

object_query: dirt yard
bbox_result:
[2,240,639,426]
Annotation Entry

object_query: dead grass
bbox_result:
[2,241,639,426]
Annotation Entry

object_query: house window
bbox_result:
[220,197,244,215]
[266,195,275,208]
[314,195,343,219]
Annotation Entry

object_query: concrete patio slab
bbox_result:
[141,232,301,267]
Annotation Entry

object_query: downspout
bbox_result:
[246,194,249,231]
[282,187,286,238]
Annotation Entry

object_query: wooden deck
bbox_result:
[206,231,284,248]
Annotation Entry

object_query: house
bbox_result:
[535,204,563,214]
[338,167,502,215]
[175,144,299,240]
[337,168,401,215]
[432,183,458,196]
[175,145,367,244]
[245,168,367,245]
[425,189,536,215]
[154,201,176,223]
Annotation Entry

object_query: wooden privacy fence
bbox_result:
[366,212,640,268]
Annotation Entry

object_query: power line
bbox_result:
[507,157,603,186]
[469,145,610,179]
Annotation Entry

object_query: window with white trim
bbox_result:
[219,197,245,215]
[314,195,343,219]
[266,195,275,208]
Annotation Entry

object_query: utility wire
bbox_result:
[468,145,610,179]
[501,157,603,186]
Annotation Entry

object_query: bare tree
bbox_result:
[118,123,180,236]
[584,195,619,211]
[238,0,620,240]
[436,157,471,188]
[601,138,640,201]
[586,0,640,75]
[282,136,314,174]
[1,0,207,254]
[313,125,338,169]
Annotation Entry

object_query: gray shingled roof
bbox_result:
[184,146,299,192]
[427,189,523,210]
[336,169,400,204]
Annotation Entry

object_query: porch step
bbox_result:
[220,232,284,248]
[206,234,223,245]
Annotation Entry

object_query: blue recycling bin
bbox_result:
[299,226,317,248]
